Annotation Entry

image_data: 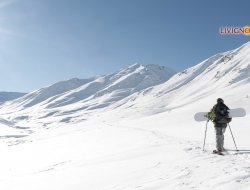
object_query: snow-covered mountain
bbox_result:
[0,92,26,103]
[45,64,175,109]
[1,42,250,124]
[105,41,250,118]
[0,64,175,122]
[0,42,250,127]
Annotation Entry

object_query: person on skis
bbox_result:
[211,98,232,154]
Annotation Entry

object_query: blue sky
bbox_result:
[0,0,249,92]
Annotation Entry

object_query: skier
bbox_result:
[211,98,232,154]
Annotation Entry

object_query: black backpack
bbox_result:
[214,104,230,124]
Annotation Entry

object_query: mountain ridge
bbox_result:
[0,41,250,124]
[0,64,176,118]
[0,92,27,103]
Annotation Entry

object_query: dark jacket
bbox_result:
[211,102,230,127]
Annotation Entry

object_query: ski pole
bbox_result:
[228,123,238,151]
[203,120,209,151]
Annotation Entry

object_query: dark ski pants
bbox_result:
[214,127,226,151]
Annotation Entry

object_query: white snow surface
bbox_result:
[0,42,250,189]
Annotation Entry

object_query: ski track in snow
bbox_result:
[104,123,250,190]
[0,119,250,190]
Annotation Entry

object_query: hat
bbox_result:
[217,98,224,103]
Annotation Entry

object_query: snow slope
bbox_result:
[0,42,250,189]
[0,118,250,190]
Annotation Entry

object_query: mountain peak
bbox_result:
[1,42,250,124]
[128,63,142,69]
[0,63,176,112]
